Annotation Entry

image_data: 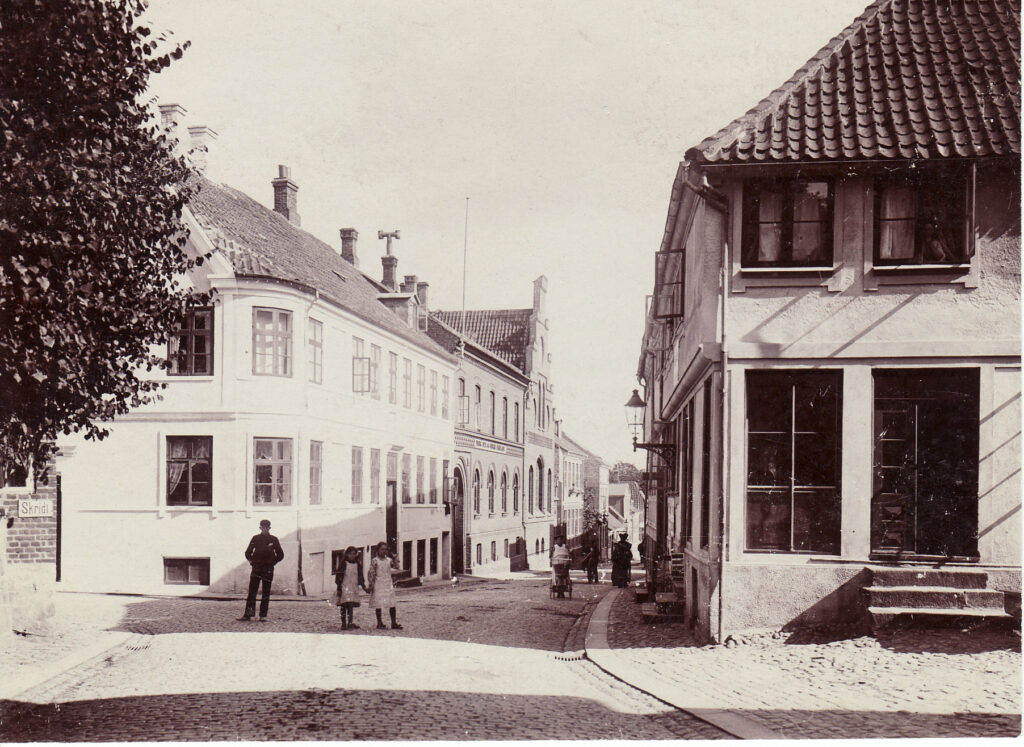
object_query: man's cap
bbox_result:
[259,519,271,528]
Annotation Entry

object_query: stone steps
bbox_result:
[641,602,684,624]
[869,567,989,589]
[865,567,1010,632]
[865,585,1006,611]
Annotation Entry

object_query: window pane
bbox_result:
[794,378,839,432]
[746,489,791,550]
[165,561,187,583]
[791,221,826,263]
[255,310,274,330]
[255,464,274,484]
[191,460,211,485]
[793,489,840,553]
[167,438,190,458]
[793,434,838,486]
[167,480,189,505]
[254,484,272,503]
[759,190,784,222]
[793,182,829,221]
[746,377,791,432]
[192,438,211,458]
[191,482,211,505]
[254,440,273,460]
[747,434,790,486]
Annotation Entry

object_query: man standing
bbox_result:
[238,519,285,622]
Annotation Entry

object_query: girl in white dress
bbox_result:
[367,541,402,630]
[334,546,366,630]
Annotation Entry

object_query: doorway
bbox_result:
[386,480,398,554]
[306,552,325,595]
[871,368,980,560]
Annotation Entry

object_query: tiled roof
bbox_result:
[425,313,529,379]
[189,178,452,360]
[431,309,532,371]
[690,0,1021,163]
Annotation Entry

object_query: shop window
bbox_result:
[745,371,842,554]
[742,179,833,268]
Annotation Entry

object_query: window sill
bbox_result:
[872,263,971,273]
[739,266,837,276]
[167,375,216,381]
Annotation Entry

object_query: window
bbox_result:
[429,457,437,503]
[487,470,495,513]
[430,537,438,574]
[416,455,425,504]
[401,453,411,503]
[309,441,322,505]
[254,438,292,504]
[490,541,497,562]
[307,319,323,384]
[417,364,426,412]
[514,403,520,441]
[473,469,481,514]
[163,558,209,585]
[352,337,369,393]
[370,448,381,504]
[169,307,213,376]
[351,446,363,504]
[403,358,412,408]
[252,308,292,376]
[547,469,552,513]
[370,345,381,399]
[442,376,450,419]
[388,352,398,404]
[430,370,438,416]
[528,466,534,513]
[742,179,833,268]
[513,473,519,513]
[474,385,482,430]
[417,539,426,576]
[874,167,971,265]
[502,398,508,439]
[745,371,842,554]
[443,459,450,505]
[500,472,508,513]
[458,378,469,426]
[489,391,496,435]
[476,543,482,566]
[504,538,509,558]
[166,436,211,506]
[0,462,30,491]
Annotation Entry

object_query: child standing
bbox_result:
[334,546,367,630]
[366,541,402,630]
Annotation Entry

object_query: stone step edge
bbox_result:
[863,585,1004,594]
[868,606,1010,617]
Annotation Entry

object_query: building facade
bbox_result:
[425,315,530,574]
[556,435,587,544]
[638,0,1021,641]
[57,164,457,596]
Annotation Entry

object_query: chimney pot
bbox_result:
[401,274,418,293]
[271,164,300,226]
[340,228,359,267]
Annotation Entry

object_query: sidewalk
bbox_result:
[585,584,1022,739]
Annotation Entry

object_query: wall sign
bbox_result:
[18,498,54,518]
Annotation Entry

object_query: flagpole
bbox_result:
[460,197,469,354]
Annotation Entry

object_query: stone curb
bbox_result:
[0,630,133,702]
[583,587,784,741]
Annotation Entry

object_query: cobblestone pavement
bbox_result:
[0,579,725,741]
[606,584,1022,739]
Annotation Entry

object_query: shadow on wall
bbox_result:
[780,568,873,639]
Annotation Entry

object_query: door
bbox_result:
[386,480,398,554]
[451,469,465,574]
[871,369,980,560]
[305,552,325,595]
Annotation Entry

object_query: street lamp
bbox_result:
[624,389,676,470]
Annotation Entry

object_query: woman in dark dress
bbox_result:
[610,533,633,588]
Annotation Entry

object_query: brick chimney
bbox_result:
[158,103,187,131]
[187,126,218,173]
[416,281,429,308]
[272,165,300,226]
[382,255,398,291]
[340,228,358,267]
[401,275,418,294]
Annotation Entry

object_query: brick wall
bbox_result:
[3,465,58,566]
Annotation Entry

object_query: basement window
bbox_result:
[163,557,210,585]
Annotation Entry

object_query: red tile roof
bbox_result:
[431,309,532,371]
[189,178,452,360]
[690,0,1021,164]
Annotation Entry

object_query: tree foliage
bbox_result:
[609,461,642,483]
[0,0,204,478]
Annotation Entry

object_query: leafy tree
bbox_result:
[0,0,204,478]
[609,461,642,483]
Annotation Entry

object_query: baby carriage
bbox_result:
[550,558,573,599]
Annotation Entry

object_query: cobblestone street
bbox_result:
[600,585,1022,739]
[0,576,725,741]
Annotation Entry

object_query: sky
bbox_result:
[144,0,869,466]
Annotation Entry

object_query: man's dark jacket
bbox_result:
[245,533,285,566]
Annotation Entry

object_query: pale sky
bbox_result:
[145,0,869,466]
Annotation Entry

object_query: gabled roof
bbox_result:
[431,309,532,371]
[690,0,1021,164]
[559,431,597,459]
[189,178,452,360]
[424,313,529,382]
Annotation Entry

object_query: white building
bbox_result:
[57,166,457,596]
[556,434,587,543]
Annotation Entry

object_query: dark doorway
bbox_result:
[871,368,980,560]
[416,539,426,577]
[386,480,398,555]
[451,468,465,574]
